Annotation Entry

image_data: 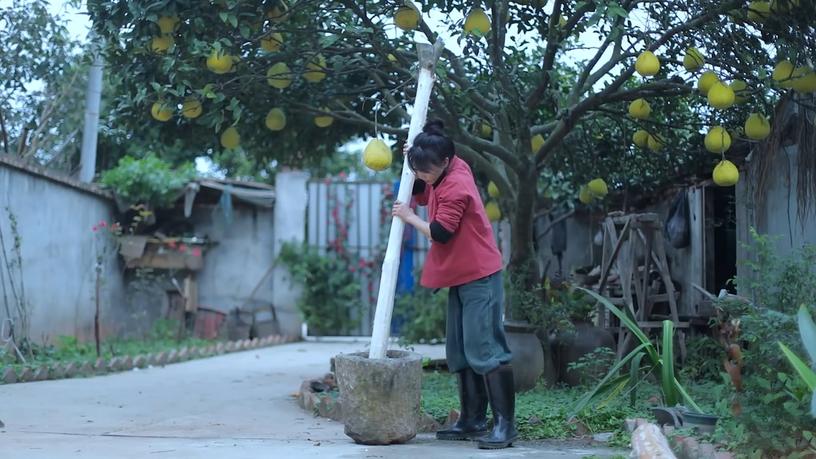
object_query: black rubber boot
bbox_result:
[477,364,518,449]
[436,368,489,440]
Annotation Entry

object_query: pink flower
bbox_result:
[338,171,347,179]
[191,247,202,257]
[178,244,188,253]
[167,240,177,249]
[92,225,98,232]
[99,221,107,228]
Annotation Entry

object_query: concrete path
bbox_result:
[0,340,625,458]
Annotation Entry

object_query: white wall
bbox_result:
[0,159,124,343]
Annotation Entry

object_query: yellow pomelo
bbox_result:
[206,50,233,74]
[588,178,608,197]
[705,126,731,153]
[697,71,719,95]
[151,35,173,53]
[363,139,392,171]
[746,1,771,21]
[707,82,736,110]
[744,113,771,140]
[730,80,749,104]
[267,62,293,89]
[487,181,500,198]
[485,201,502,222]
[479,122,493,139]
[789,67,816,93]
[633,130,650,148]
[394,5,420,31]
[314,110,334,128]
[387,53,398,63]
[531,134,545,154]
[150,101,173,122]
[157,16,179,35]
[265,108,287,131]
[683,47,705,72]
[578,186,593,205]
[464,8,491,37]
[713,160,739,187]
[220,127,240,149]
[260,33,284,52]
[267,2,289,23]
[647,134,663,152]
[635,51,660,77]
[303,54,328,83]
[181,98,202,119]
[628,98,651,119]
[773,60,795,85]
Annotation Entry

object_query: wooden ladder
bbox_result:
[596,212,688,361]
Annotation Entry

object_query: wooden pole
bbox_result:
[369,38,445,360]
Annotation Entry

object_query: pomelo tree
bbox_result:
[87,0,816,315]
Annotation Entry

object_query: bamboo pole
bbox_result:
[369,38,445,360]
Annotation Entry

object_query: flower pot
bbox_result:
[334,350,422,445]
[553,321,615,387]
[504,320,548,392]
[652,406,719,435]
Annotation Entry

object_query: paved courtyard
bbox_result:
[0,340,625,458]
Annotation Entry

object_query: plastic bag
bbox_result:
[665,190,690,249]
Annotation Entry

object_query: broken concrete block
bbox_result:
[50,365,65,380]
[133,356,147,368]
[33,366,49,381]
[631,423,675,458]
[177,348,189,360]
[79,362,93,376]
[155,352,168,365]
[416,411,440,433]
[167,350,179,363]
[121,356,134,370]
[94,358,107,373]
[107,357,122,372]
[216,343,226,353]
[63,362,79,378]
[18,367,32,382]
[3,367,17,384]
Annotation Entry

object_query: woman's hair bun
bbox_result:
[423,119,445,135]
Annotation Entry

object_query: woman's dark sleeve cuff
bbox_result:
[412,180,426,195]
[430,221,453,243]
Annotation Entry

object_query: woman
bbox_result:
[392,120,517,450]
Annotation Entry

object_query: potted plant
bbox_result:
[503,272,554,391]
[547,281,616,387]
[571,288,716,431]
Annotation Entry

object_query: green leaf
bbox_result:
[228,14,238,28]
[239,25,251,39]
[661,320,677,407]
[798,305,816,363]
[579,288,658,363]
[629,350,645,407]
[779,342,816,390]
[571,341,650,416]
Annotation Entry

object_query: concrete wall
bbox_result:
[271,171,310,338]
[193,204,276,314]
[735,145,816,298]
[0,158,124,344]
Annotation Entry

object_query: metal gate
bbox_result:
[306,179,429,336]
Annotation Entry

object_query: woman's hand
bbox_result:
[403,143,410,156]
[392,200,415,222]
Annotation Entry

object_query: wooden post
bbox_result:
[369,38,445,360]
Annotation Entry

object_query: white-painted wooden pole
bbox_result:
[369,38,445,360]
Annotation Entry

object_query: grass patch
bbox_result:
[421,370,652,448]
[1,319,219,374]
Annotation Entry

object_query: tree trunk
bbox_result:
[506,167,539,320]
